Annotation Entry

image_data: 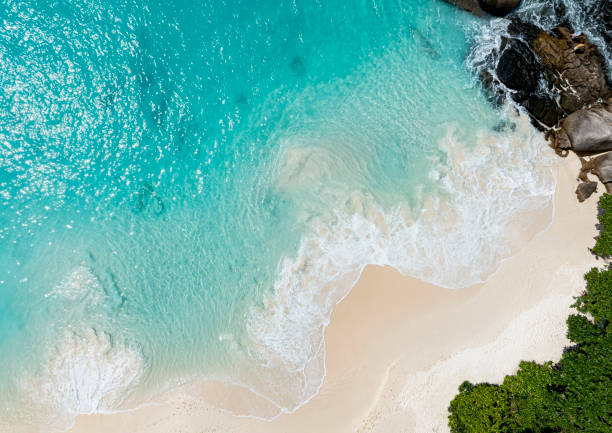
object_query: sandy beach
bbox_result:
[66,154,600,433]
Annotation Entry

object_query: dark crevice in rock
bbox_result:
[479,0,521,17]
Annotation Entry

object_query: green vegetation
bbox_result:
[448,194,612,433]
[593,193,612,257]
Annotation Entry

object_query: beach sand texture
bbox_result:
[66,155,599,433]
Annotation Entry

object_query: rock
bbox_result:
[442,0,521,17]
[479,0,521,16]
[577,152,612,193]
[593,152,612,185]
[441,0,486,16]
[576,181,598,202]
[507,17,543,44]
[553,99,612,154]
[579,152,612,194]
[496,39,539,95]
[522,94,565,128]
[489,21,611,128]
[532,27,611,114]
[493,37,564,128]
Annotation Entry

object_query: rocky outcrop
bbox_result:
[492,23,611,129]
[579,152,612,194]
[554,98,612,200]
[532,27,611,114]
[507,18,544,44]
[479,0,521,16]
[493,35,567,127]
[445,1,612,201]
[496,39,540,95]
[552,99,612,155]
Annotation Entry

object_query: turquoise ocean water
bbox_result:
[0,0,561,430]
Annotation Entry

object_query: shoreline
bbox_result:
[64,154,600,433]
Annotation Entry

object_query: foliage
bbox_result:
[593,193,612,257]
[448,381,511,433]
[448,194,612,433]
[501,361,555,430]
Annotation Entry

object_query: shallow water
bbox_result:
[0,0,594,430]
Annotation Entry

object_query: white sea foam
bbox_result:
[45,265,102,301]
[20,328,143,432]
[245,109,558,413]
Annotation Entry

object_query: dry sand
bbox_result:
[66,155,601,433]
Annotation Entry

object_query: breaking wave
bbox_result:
[242,108,558,414]
[29,330,142,430]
